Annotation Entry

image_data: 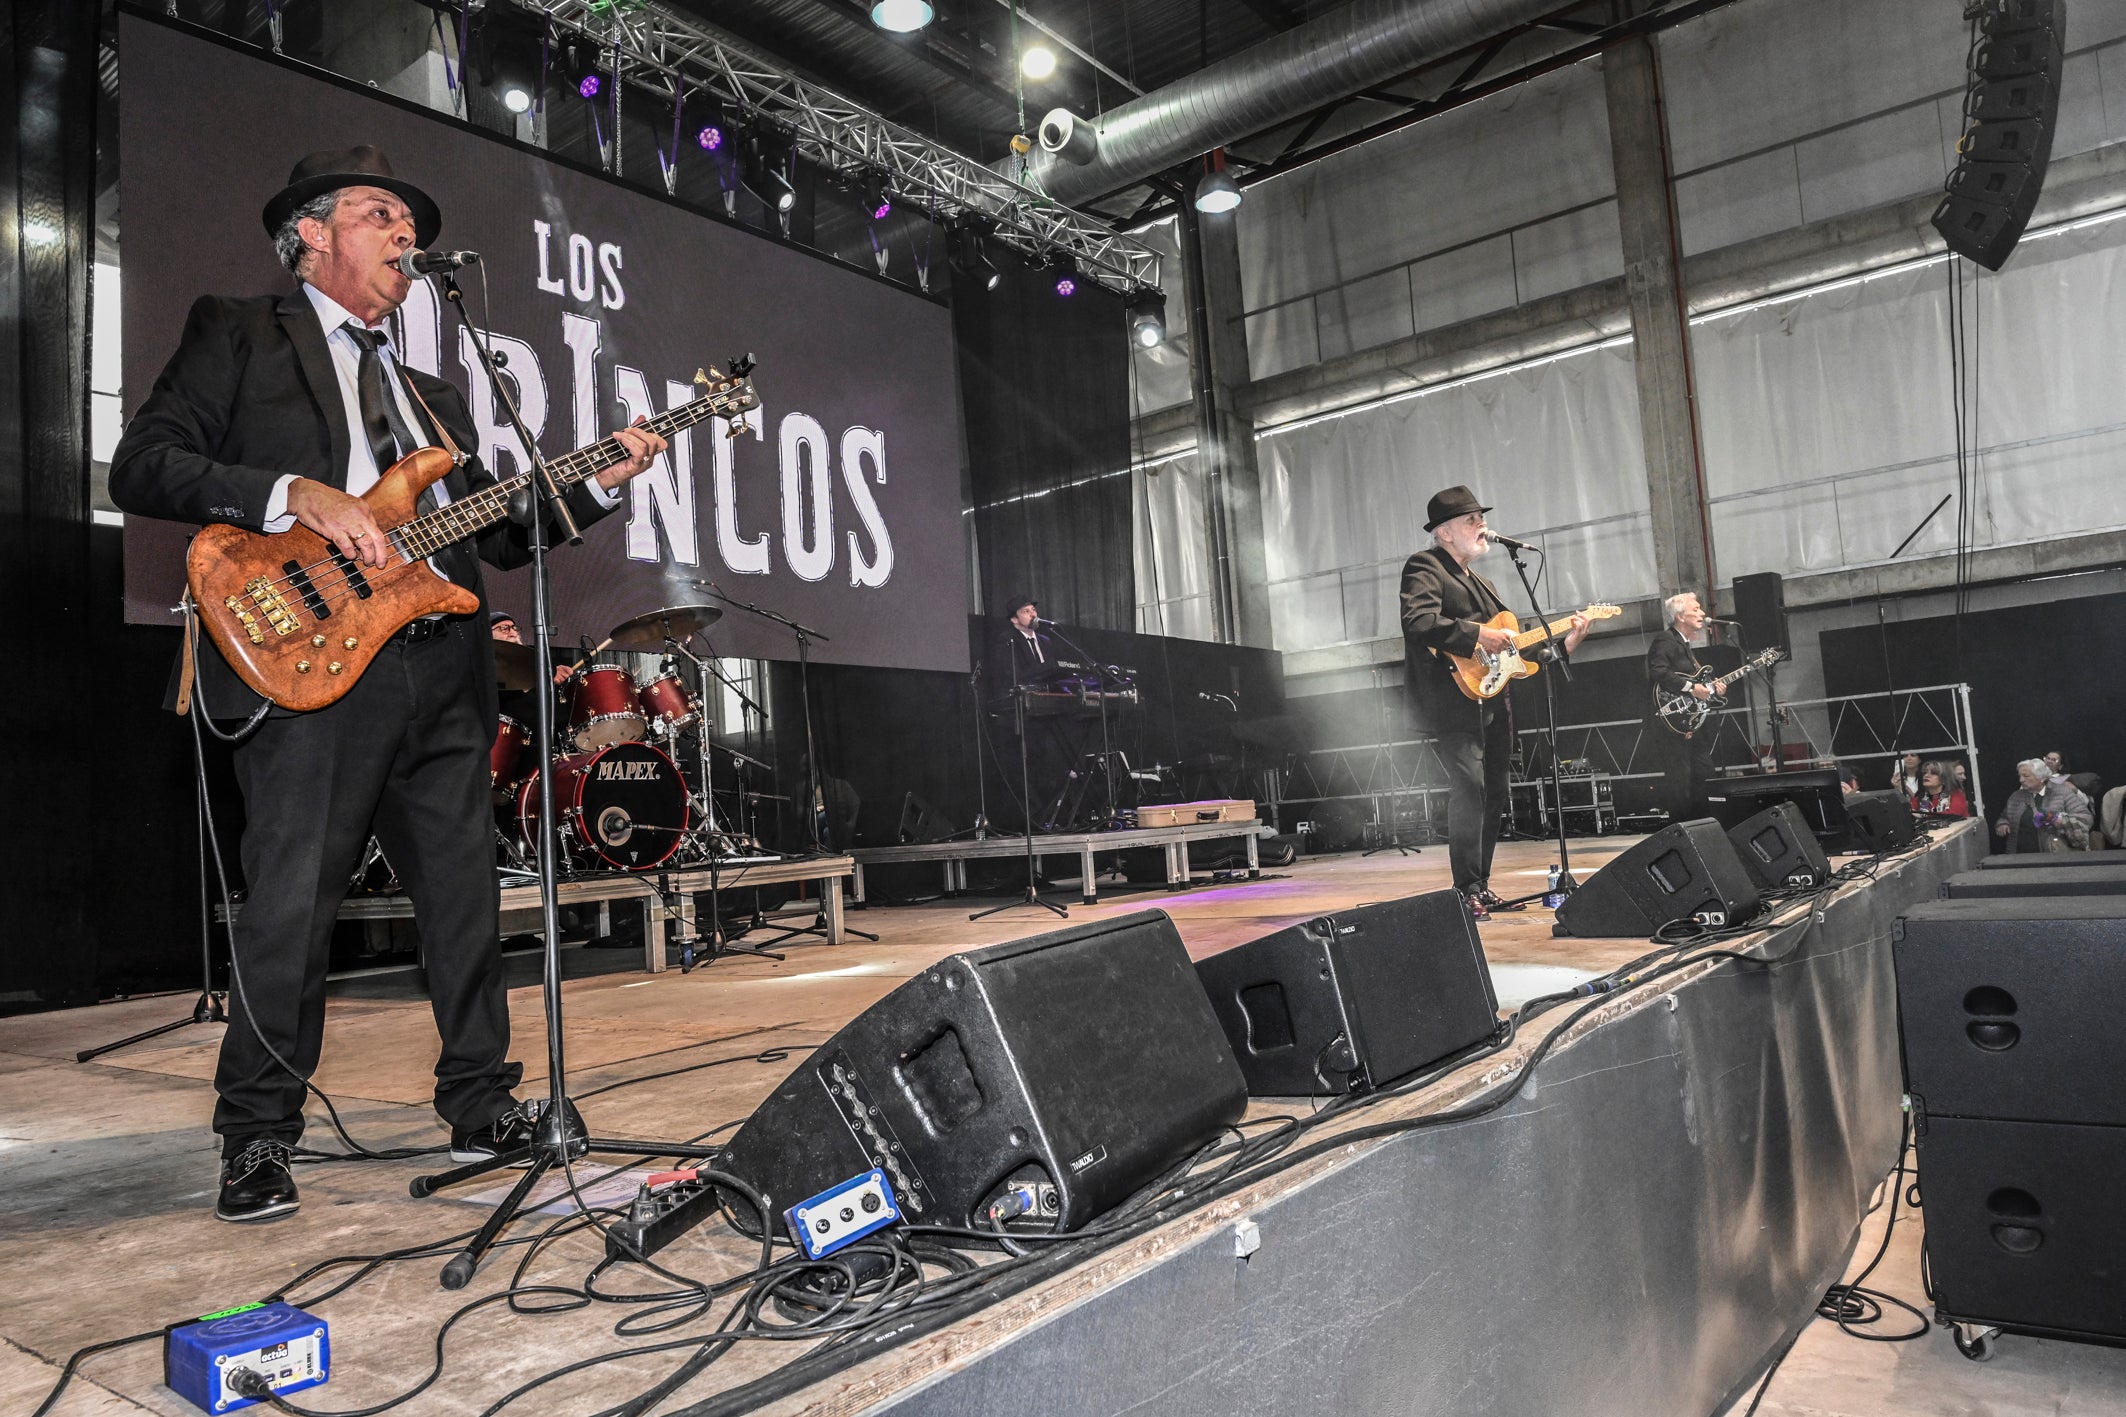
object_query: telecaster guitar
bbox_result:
[1652,647,1787,735]
[187,367,759,712]
[1440,604,1622,701]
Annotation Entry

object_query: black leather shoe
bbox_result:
[216,1139,299,1223]
[451,1097,586,1166]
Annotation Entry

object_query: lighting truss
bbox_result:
[509,0,1162,293]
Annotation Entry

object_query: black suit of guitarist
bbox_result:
[1647,593,1723,822]
[107,154,662,1220]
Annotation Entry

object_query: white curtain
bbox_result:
[1134,453,1218,641]
[1255,339,1657,652]
[1696,211,2126,578]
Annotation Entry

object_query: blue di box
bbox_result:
[166,1301,330,1413]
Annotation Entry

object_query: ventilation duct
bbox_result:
[1020,0,1564,207]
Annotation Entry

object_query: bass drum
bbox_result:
[513,742,690,870]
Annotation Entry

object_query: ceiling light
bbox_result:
[1021,46,1057,80]
[871,0,934,32]
[1194,148,1243,214]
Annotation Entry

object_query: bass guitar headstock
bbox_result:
[694,363,761,438]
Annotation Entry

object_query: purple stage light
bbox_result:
[871,198,893,220]
[578,74,601,99]
[1055,276,1077,297]
[697,124,724,151]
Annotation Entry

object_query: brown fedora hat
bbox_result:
[1424,485,1491,532]
[260,145,441,249]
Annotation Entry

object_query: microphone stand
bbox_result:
[411,272,718,1288]
[688,581,877,944]
[662,632,781,967]
[1041,620,1123,831]
[972,629,1068,922]
[1498,543,1578,904]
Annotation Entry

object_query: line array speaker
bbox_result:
[1931,0,2066,270]
[1726,801,1832,890]
[1195,889,1500,1097]
[1555,819,1761,938]
[714,910,1247,1235]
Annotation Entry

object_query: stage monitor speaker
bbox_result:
[1730,571,1789,656]
[715,910,1246,1233]
[1917,1115,2126,1344]
[1978,849,2126,869]
[1895,898,2126,1127]
[1194,889,1500,1097]
[896,791,958,844]
[1940,864,2126,899]
[1726,802,1833,890]
[1555,819,1761,938]
[1931,0,2064,271]
[1843,789,1918,853]
[1705,769,1850,846]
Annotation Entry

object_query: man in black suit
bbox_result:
[1645,591,1725,822]
[1401,487,1587,920]
[110,147,665,1222]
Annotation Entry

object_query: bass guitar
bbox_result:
[1439,604,1622,701]
[1652,646,1786,735]
[186,367,759,712]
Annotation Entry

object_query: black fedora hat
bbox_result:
[1003,594,1038,617]
[260,145,442,249]
[1424,484,1491,532]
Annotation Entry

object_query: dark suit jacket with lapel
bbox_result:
[110,290,618,728]
[1399,544,1510,734]
[1646,628,1703,715]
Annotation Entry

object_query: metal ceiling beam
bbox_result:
[509,0,1161,291]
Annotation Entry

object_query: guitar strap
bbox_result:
[176,599,197,718]
[399,379,463,462]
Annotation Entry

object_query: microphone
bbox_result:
[1487,532,1536,551]
[1034,616,1058,625]
[397,248,480,277]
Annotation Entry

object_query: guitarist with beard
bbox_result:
[1647,592,1727,823]
[110,147,664,1223]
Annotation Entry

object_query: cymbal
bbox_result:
[608,603,723,651]
[492,640,542,691]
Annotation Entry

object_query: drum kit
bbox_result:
[488,603,780,874]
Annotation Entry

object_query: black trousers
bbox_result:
[1436,704,1513,894]
[217,623,520,1153]
[1654,722,1716,822]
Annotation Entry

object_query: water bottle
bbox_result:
[1544,863,1563,909]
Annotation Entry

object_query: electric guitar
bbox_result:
[1439,604,1622,701]
[1652,647,1786,735]
[186,367,759,712]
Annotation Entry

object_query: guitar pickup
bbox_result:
[283,559,330,620]
[243,576,301,637]
[328,547,374,600]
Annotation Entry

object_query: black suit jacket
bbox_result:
[1399,544,1509,733]
[110,290,617,728]
[1646,628,1704,711]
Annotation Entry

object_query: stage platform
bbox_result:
[221,855,858,972]
[848,818,1267,904]
[13,822,2121,1417]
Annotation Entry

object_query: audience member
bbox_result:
[1994,758,2092,853]
[1889,751,1920,798]
[1912,761,1969,818]
[1836,764,1861,797]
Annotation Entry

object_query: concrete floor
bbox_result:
[6,840,2124,1414]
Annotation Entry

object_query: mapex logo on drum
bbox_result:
[596,759,664,782]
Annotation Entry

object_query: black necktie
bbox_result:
[345,323,464,582]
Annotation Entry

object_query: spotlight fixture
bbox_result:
[561,41,602,100]
[1052,255,1079,299]
[697,121,725,151]
[871,0,934,32]
[1021,46,1057,80]
[478,16,545,118]
[739,128,797,214]
[862,172,893,221]
[947,218,1002,292]
[1127,287,1167,348]
[695,100,728,152]
[1193,148,1242,214]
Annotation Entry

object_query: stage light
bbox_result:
[862,172,893,221]
[1021,46,1057,80]
[871,0,934,32]
[1128,288,1167,348]
[559,40,602,101]
[740,129,797,214]
[698,122,724,151]
[1194,148,1242,214]
[477,12,546,119]
[1053,256,1079,298]
[503,86,534,114]
[947,217,1002,292]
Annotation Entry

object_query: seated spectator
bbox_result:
[1994,759,2092,853]
[1912,761,1969,818]
[1836,764,1861,797]
[1889,751,1920,799]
